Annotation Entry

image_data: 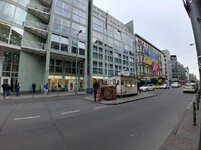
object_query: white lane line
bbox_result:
[94,106,107,109]
[14,116,40,121]
[60,110,80,115]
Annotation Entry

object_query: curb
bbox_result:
[83,93,157,105]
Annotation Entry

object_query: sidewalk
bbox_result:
[160,96,201,150]
[83,92,157,105]
[0,91,86,100]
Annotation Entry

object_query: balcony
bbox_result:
[38,0,52,7]
[24,20,48,39]
[27,2,50,23]
[21,40,46,55]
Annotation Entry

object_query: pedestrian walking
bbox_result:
[43,83,48,95]
[15,82,20,96]
[93,79,99,102]
[6,83,11,98]
[32,83,36,93]
[137,81,141,94]
[2,82,7,98]
[96,87,101,101]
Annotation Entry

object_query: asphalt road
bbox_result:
[0,87,195,150]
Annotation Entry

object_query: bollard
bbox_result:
[198,90,200,102]
[197,94,199,110]
[125,90,127,101]
[121,89,122,99]
[193,102,197,126]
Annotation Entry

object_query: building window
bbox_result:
[10,27,23,46]
[0,23,10,43]
[0,2,15,21]
[13,7,27,25]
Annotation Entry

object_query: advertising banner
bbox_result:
[144,47,159,65]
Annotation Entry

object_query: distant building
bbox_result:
[170,55,178,82]
[135,34,165,83]
[162,49,172,84]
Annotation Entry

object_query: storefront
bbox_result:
[48,75,84,92]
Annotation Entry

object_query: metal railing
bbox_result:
[24,20,48,31]
[21,40,46,51]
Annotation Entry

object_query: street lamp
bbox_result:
[75,30,82,95]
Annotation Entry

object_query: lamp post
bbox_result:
[190,43,201,91]
[184,0,201,95]
[75,30,82,95]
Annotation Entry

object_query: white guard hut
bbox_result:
[108,75,138,96]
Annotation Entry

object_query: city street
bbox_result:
[0,87,195,150]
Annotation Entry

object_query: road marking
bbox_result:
[14,116,40,121]
[94,106,107,109]
[60,110,80,115]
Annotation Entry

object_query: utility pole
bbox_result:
[184,0,201,94]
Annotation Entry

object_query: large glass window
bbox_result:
[0,23,11,43]
[2,52,19,77]
[51,34,60,50]
[74,0,87,11]
[0,2,15,21]
[14,7,26,25]
[11,0,30,7]
[17,0,30,7]
[10,27,23,46]
[51,34,69,52]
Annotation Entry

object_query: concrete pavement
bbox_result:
[0,90,200,149]
[0,91,86,100]
[160,95,201,150]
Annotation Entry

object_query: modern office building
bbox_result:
[90,5,136,85]
[0,0,136,92]
[0,0,89,92]
[135,34,165,83]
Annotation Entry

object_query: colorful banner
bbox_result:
[144,47,159,65]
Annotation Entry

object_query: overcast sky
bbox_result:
[93,0,199,79]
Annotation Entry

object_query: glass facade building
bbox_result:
[0,0,29,92]
[0,0,137,92]
[90,6,136,85]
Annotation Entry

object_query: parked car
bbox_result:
[160,84,170,89]
[183,83,198,93]
[139,85,148,92]
[140,84,155,92]
[155,85,161,89]
[147,84,155,91]
[171,82,180,88]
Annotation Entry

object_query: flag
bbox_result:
[150,62,154,70]
[154,63,160,72]
[105,11,108,29]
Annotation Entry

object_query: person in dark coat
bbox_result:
[15,82,20,96]
[93,79,99,102]
[6,83,11,97]
[137,81,141,94]
[2,83,7,98]
[32,83,36,93]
